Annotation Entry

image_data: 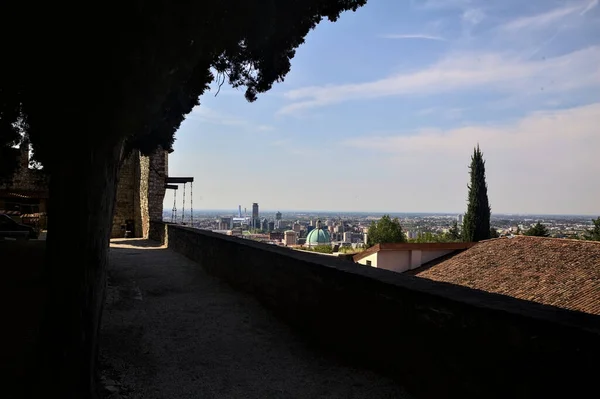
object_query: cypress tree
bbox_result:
[462,145,491,242]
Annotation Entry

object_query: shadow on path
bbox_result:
[0,240,46,398]
[101,239,411,399]
[111,238,164,248]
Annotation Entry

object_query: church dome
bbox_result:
[306,220,331,247]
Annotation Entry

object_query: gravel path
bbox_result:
[100,239,411,399]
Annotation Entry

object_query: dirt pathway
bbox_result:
[101,239,410,399]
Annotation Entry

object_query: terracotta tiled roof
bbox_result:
[412,236,600,316]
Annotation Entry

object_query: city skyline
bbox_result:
[164,206,598,218]
[166,0,600,215]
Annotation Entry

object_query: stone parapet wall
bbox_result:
[149,221,600,399]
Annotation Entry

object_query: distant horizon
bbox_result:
[165,0,600,216]
[163,208,598,218]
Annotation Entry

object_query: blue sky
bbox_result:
[167,0,600,215]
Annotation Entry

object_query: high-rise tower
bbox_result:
[252,203,259,229]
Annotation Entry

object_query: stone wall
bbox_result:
[0,141,49,196]
[111,153,137,238]
[135,155,149,239]
[150,221,600,399]
[111,149,167,238]
[147,150,167,227]
[1,141,165,236]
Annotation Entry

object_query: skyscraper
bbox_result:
[276,211,282,221]
[252,203,259,229]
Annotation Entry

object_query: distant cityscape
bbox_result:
[163,204,596,250]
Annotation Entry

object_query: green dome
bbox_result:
[306,220,331,247]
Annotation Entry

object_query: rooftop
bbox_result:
[410,236,600,316]
[306,220,331,246]
[353,242,476,262]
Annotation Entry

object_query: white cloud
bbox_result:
[462,8,485,26]
[500,1,595,32]
[581,0,599,14]
[415,0,474,10]
[418,107,466,119]
[345,103,599,154]
[342,103,600,214]
[279,46,600,114]
[380,34,447,41]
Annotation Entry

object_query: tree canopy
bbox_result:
[367,215,406,246]
[583,217,600,241]
[447,221,461,241]
[462,145,491,242]
[0,2,370,398]
[524,222,550,237]
[409,231,451,243]
[1,0,369,169]
[0,100,23,181]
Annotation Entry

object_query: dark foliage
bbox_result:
[2,0,369,167]
[462,145,491,242]
[524,222,550,237]
[368,215,406,246]
[0,88,23,181]
[124,64,213,156]
[583,217,600,241]
[447,220,462,241]
[0,2,370,398]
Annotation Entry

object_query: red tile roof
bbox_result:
[411,236,600,316]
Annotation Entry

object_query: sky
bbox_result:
[166,0,600,215]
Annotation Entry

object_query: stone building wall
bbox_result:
[111,148,168,238]
[0,141,49,194]
[137,156,150,239]
[148,150,167,225]
[0,140,50,213]
[111,152,137,238]
[2,140,167,237]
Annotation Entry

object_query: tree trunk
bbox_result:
[35,138,124,399]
